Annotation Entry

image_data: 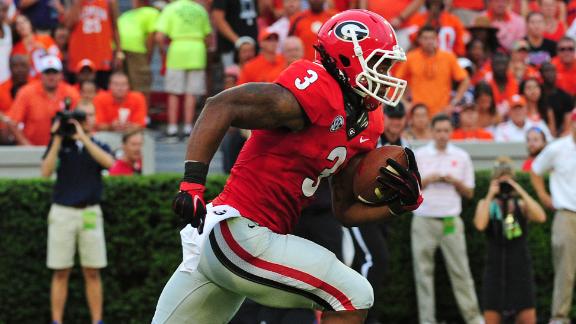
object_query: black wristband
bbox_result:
[183,161,209,185]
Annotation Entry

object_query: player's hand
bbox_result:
[172,161,209,233]
[377,147,423,214]
[173,182,207,233]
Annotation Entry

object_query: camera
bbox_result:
[499,181,513,195]
[54,97,86,138]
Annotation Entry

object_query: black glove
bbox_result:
[377,147,423,215]
[172,161,209,233]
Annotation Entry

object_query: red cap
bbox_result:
[75,59,96,73]
[258,28,279,42]
[510,95,527,108]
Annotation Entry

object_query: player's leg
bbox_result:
[515,308,536,324]
[484,310,501,324]
[152,269,245,324]
[182,70,206,135]
[200,217,373,323]
[81,268,103,324]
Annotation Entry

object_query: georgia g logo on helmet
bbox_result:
[334,21,369,42]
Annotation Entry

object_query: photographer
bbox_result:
[474,157,546,324]
[41,109,114,324]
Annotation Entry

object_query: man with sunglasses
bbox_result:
[551,37,576,98]
[6,55,79,145]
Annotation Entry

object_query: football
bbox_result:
[353,145,408,205]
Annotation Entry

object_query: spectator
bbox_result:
[474,157,546,324]
[522,126,547,171]
[7,55,79,146]
[238,29,286,84]
[450,0,486,27]
[15,0,63,33]
[118,0,159,103]
[156,0,212,140]
[519,77,553,124]
[93,72,147,132]
[413,114,483,324]
[289,0,337,61]
[380,102,409,146]
[452,100,494,141]
[65,0,121,90]
[474,82,501,131]
[0,1,12,83]
[509,39,540,83]
[467,18,500,58]
[75,59,98,90]
[0,54,29,113]
[486,52,519,117]
[530,109,576,324]
[109,129,143,176]
[211,0,258,68]
[481,0,526,52]
[541,0,566,41]
[396,25,470,116]
[466,38,491,85]
[234,36,256,69]
[405,0,468,56]
[540,62,574,137]
[282,36,304,65]
[551,37,576,97]
[494,94,553,142]
[267,0,301,50]
[525,11,557,66]
[77,80,97,115]
[41,109,113,324]
[405,103,432,141]
[11,14,60,78]
[52,25,70,78]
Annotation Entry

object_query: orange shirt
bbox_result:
[7,81,79,146]
[238,54,287,84]
[93,91,147,127]
[452,128,494,141]
[552,57,576,96]
[366,0,411,25]
[0,80,14,113]
[452,0,485,10]
[11,35,60,78]
[68,0,114,72]
[543,21,566,42]
[395,48,467,116]
[405,12,468,56]
[290,9,338,61]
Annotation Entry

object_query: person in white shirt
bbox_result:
[494,94,553,142]
[531,109,576,324]
[413,114,483,324]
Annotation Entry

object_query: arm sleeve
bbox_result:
[155,8,170,33]
[450,52,467,81]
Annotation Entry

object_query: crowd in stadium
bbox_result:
[0,0,575,148]
[0,0,576,323]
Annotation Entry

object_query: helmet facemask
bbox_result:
[349,33,407,108]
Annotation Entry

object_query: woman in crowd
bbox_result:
[404,103,432,141]
[522,127,547,171]
[466,38,491,85]
[474,157,546,324]
[474,82,501,133]
[520,77,556,134]
[509,39,540,83]
[541,0,567,41]
[11,14,60,78]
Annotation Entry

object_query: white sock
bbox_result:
[166,124,178,135]
[183,124,193,134]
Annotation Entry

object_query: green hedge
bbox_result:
[0,172,571,323]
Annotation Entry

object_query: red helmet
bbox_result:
[316,9,407,108]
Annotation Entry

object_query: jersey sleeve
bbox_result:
[275,61,342,126]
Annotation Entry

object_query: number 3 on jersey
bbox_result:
[302,147,347,197]
[295,70,319,90]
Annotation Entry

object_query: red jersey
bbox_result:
[213,60,384,234]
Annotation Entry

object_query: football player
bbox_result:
[153,9,422,324]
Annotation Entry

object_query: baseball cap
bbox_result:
[258,28,279,42]
[510,94,527,108]
[75,58,96,73]
[384,102,406,118]
[234,36,256,50]
[39,55,62,73]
